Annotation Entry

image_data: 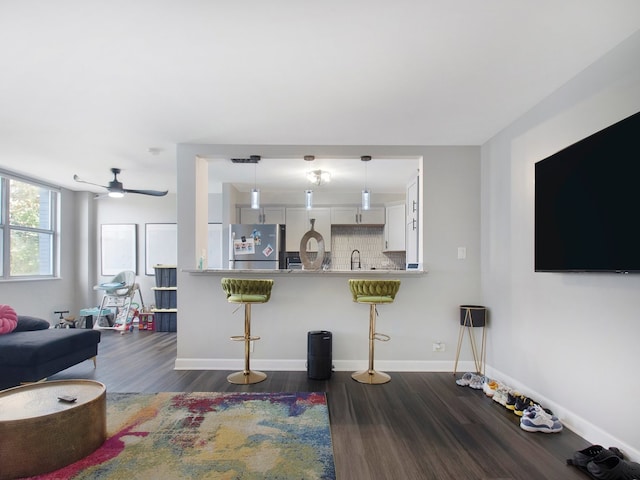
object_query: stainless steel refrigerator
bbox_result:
[229,224,286,269]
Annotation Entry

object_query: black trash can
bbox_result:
[307,330,332,380]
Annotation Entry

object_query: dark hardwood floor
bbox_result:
[50,330,591,480]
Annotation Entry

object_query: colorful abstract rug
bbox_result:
[29,392,336,480]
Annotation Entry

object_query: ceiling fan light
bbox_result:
[108,191,124,198]
[251,188,260,209]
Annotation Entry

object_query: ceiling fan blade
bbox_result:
[122,188,169,197]
[75,169,167,197]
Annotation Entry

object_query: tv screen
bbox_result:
[534,110,640,273]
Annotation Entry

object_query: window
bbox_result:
[0,171,60,279]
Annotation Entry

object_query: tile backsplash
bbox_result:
[330,226,405,271]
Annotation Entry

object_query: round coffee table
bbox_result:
[0,379,106,479]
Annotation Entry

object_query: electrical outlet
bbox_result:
[433,342,445,352]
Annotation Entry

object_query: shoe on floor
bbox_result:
[587,454,640,479]
[523,404,558,421]
[514,396,535,416]
[456,372,474,386]
[483,378,498,397]
[493,385,510,406]
[520,407,563,433]
[567,444,622,469]
[469,374,484,390]
[505,390,520,410]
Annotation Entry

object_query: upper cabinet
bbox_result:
[285,207,331,252]
[330,206,385,225]
[240,207,286,225]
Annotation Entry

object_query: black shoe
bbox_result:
[505,391,519,411]
[587,454,640,480]
[568,445,608,468]
[514,396,534,416]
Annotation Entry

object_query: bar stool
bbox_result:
[221,278,274,385]
[348,279,401,384]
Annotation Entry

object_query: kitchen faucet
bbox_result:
[351,249,361,270]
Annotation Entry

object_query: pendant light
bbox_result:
[251,161,260,209]
[305,189,313,209]
[361,155,371,210]
[304,155,315,209]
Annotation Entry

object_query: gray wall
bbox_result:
[481,30,640,459]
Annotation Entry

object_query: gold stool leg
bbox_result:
[352,304,391,385]
[227,303,266,385]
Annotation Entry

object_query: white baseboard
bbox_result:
[174,357,478,374]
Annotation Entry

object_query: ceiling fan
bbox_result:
[73,168,168,198]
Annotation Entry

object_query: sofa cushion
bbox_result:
[14,315,51,332]
[0,305,18,335]
[0,329,101,367]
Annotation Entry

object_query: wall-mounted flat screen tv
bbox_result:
[535,110,640,273]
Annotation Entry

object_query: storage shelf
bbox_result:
[153,266,177,332]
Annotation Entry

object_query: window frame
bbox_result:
[0,169,60,280]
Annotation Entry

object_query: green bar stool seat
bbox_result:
[221,278,274,385]
[348,279,401,384]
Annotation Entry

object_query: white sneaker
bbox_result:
[482,378,498,397]
[492,385,509,406]
[520,406,563,433]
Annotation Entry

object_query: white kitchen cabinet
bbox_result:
[285,207,331,252]
[406,176,419,264]
[330,206,385,225]
[384,203,405,252]
[240,207,285,225]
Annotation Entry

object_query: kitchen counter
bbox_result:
[185,268,424,276]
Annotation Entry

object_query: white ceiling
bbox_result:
[1,1,639,195]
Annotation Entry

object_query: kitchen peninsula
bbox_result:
[175,145,481,377]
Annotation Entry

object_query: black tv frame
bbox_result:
[534,110,640,273]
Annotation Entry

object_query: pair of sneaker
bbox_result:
[455,372,484,389]
[519,404,563,433]
[505,391,538,416]
[492,384,510,406]
[482,377,499,397]
[490,382,527,411]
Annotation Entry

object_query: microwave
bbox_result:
[286,256,302,269]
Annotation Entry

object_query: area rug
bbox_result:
[29,391,336,480]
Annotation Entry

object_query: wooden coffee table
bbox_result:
[0,379,106,479]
